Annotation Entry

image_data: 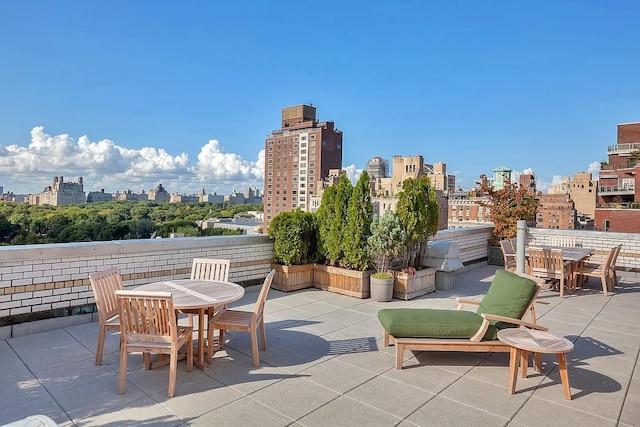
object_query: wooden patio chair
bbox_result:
[378,270,548,370]
[207,269,276,366]
[527,247,572,297]
[500,239,517,272]
[115,290,193,398]
[88,267,123,365]
[548,236,576,247]
[575,245,620,296]
[182,258,231,327]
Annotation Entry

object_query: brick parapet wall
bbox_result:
[0,235,273,321]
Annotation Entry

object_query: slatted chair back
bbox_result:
[528,247,570,297]
[508,237,517,252]
[500,239,517,272]
[608,245,622,289]
[89,267,123,325]
[548,236,576,247]
[115,290,193,397]
[190,258,230,282]
[253,269,276,318]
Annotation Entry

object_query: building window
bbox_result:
[310,135,316,140]
[301,136,307,140]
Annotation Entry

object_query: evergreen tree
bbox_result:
[326,174,352,266]
[396,176,439,269]
[315,185,336,261]
[343,171,373,270]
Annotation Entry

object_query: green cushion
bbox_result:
[378,270,538,341]
[378,309,489,338]
[476,269,538,322]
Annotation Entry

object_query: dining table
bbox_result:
[525,245,593,291]
[135,278,245,370]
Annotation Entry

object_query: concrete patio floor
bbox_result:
[1,265,638,426]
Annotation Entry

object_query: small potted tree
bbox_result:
[268,209,317,292]
[368,210,406,301]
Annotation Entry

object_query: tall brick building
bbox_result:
[595,122,640,232]
[536,194,577,229]
[263,105,342,232]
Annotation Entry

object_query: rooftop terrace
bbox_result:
[1,265,638,426]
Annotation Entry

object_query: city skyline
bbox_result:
[2,2,638,195]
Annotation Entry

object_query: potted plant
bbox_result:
[268,209,317,292]
[368,210,406,301]
[477,174,538,266]
[393,176,439,299]
[314,172,374,298]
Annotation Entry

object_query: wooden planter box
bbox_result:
[313,264,371,298]
[271,263,315,292]
[393,268,436,300]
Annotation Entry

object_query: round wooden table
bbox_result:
[136,279,245,370]
[497,328,574,400]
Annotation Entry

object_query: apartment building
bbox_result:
[447,188,491,229]
[30,176,86,206]
[263,105,343,231]
[536,193,577,229]
[519,173,536,195]
[595,122,640,232]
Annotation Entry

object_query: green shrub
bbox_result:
[268,209,317,265]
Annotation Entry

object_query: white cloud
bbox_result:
[0,126,264,195]
[343,164,363,184]
[587,160,601,178]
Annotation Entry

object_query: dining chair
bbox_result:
[548,236,576,247]
[207,269,276,366]
[500,239,516,272]
[527,247,571,297]
[88,267,123,365]
[183,258,231,327]
[575,246,619,296]
[115,290,193,398]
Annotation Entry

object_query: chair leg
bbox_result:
[601,272,608,297]
[206,323,214,364]
[187,335,193,372]
[559,277,564,298]
[95,325,106,366]
[118,345,128,395]
[250,328,260,367]
[395,343,405,370]
[168,350,177,398]
[259,319,267,351]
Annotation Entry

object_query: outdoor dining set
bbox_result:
[89,258,275,398]
[499,236,621,298]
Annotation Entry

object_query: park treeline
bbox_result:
[0,201,263,245]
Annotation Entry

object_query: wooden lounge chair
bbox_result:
[207,269,275,366]
[378,270,547,370]
[548,236,576,247]
[500,239,517,272]
[116,290,193,398]
[88,267,123,365]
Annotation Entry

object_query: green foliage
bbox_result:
[372,271,394,279]
[0,201,259,245]
[368,210,406,274]
[342,171,373,271]
[396,176,439,269]
[315,185,336,261]
[326,175,353,266]
[201,227,245,236]
[268,209,317,265]
[478,174,539,244]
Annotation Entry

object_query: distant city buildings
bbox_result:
[536,194,577,229]
[263,104,343,231]
[148,184,170,202]
[29,176,86,206]
[594,122,640,232]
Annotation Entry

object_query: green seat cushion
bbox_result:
[476,269,538,322]
[378,308,486,338]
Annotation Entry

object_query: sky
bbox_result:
[1,1,639,196]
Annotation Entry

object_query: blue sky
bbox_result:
[1,1,638,195]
